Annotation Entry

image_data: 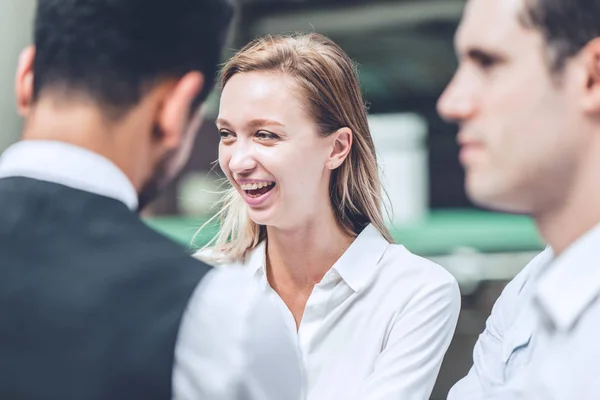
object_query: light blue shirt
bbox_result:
[449,223,600,399]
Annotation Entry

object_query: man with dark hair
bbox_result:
[438,0,600,398]
[0,1,302,399]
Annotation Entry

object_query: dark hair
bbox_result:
[33,0,234,119]
[520,0,600,72]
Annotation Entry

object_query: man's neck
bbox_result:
[537,206,600,257]
[536,158,600,256]
[22,103,144,191]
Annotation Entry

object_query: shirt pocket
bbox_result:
[501,324,533,382]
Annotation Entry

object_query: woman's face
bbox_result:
[217,71,337,229]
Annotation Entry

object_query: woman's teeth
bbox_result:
[240,182,274,191]
[240,181,276,199]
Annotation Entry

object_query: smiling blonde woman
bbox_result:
[197,32,460,400]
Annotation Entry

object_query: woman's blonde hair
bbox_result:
[197,32,393,262]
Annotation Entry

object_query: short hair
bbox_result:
[33,0,234,119]
[520,0,600,72]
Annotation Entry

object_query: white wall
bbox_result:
[0,0,35,151]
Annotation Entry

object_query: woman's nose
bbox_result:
[227,143,257,175]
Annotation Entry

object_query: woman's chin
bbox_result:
[247,209,276,227]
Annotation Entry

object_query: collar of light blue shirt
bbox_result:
[534,223,600,331]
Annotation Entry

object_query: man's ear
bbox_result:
[15,46,35,117]
[327,127,353,170]
[156,71,204,150]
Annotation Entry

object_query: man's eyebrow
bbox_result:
[457,46,507,63]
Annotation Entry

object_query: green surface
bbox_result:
[145,209,546,256]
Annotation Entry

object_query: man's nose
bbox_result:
[437,71,477,124]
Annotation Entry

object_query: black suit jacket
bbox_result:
[0,177,211,399]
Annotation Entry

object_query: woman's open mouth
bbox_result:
[240,181,276,198]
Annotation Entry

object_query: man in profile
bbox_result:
[439,0,600,398]
[0,1,302,399]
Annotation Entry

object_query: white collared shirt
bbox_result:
[224,224,461,400]
[0,140,303,400]
[450,224,600,400]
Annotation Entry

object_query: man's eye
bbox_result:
[472,53,501,71]
[464,49,503,72]
[478,56,497,69]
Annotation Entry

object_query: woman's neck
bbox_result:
[265,211,355,328]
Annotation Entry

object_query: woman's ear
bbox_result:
[327,127,353,169]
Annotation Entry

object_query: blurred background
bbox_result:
[1,1,545,398]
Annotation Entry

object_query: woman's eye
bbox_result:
[255,131,279,141]
[219,130,235,140]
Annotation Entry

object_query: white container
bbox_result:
[368,113,428,227]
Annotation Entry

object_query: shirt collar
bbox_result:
[0,140,138,210]
[331,224,389,291]
[246,240,267,277]
[244,224,390,292]
[534,223,600,331]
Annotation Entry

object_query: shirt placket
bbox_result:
[297,272,339,392]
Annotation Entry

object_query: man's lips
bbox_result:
[458,136,485,165]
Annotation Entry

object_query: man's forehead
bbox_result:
[455,0,529,52]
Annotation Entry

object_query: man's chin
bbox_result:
[137,152,181,213]
[136,187,158,213]
[137,177,171,213]
[467,181,531,215]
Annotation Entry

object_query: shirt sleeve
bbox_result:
[358,271,461,400]
[448,248,551,400]
[172,266,304,400]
